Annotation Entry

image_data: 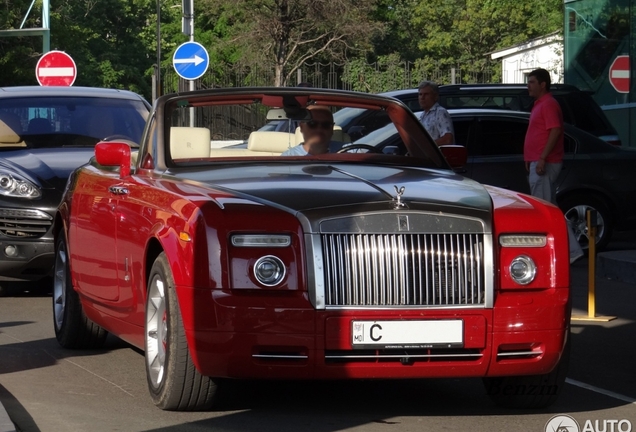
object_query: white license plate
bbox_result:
[351,320,463,349]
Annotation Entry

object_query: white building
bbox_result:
[490,32,564,84]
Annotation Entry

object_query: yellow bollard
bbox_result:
[571,209,616,322]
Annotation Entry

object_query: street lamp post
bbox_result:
[182,0,195,93]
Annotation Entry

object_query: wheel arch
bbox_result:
[145,238,164,294]
[556,187,617,225]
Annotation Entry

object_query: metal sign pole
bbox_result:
[184,0,195,126]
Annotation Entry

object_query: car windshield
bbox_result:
[332,107,367,129]
[0,96,149,150]
[156,90,446,169]
[354,122,398,146]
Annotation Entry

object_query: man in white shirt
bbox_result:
[281,105,334,156]
[418,81,454,146]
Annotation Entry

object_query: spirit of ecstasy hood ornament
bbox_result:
[392,185,406,209]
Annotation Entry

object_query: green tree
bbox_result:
[410,0,563,80]
[200,0,384,87]
[0,0,46,86]
[48,0,156,98]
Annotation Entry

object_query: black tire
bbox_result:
[559,194,613,251]
[483,333,570,409]
[145,253,218,411]
[52,234,108,349]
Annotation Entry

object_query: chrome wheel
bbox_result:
[564,203,605,249]
[146,275,168,388]
[53,239,67,331]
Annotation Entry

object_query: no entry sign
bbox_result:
[35,51,77,86]
[609,55,630,94]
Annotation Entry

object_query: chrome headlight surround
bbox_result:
[231,234,291,247]
[0,171,41,199]
[509,255,537,285]
[253,255,286,287]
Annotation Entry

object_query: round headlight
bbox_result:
[509,255,536,285]
[0,171,41,198]
[253,255,286,286]
[0,175,14,190]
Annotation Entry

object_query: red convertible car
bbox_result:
[53,88,571,411]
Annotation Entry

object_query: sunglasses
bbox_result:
[304,120,335,130]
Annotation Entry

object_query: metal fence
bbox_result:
[161,60,498,140]
[161,60,498,95]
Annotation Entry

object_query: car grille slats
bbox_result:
[0,209,52,238]
[322,233,484,307]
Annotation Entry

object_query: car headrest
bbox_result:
[170,127,211,160]
[247,131,295,153]
[27,118,52,134]
[293,125,351,144]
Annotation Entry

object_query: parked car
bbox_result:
[54,87,570,411]
[348,108,636,250]
[334,84,621,146]
[0,86,150,295]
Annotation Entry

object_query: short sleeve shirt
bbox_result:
[524,93,564,163]
[280,144,308,156]
[419,103,455,143]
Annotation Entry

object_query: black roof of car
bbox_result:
[381,83,591,100]
[0,86,148,101]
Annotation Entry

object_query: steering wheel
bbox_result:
[337,144,381,153]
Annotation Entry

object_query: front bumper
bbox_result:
[177,286,570,381]
[0,239,55,281]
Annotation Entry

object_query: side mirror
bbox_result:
[95,142,131,178]
[439,144,468,169]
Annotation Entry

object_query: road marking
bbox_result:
[567,378,636,405]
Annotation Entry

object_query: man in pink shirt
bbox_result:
[524,68,564,202]
[524,68,583,263]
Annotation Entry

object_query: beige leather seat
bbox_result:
[332,126,352,143]
[0,112,23,143]
[170,127,211,160]
[294,125,351,144]
[246,131,295,154]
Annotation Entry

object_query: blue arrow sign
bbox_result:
[172,41,209,80]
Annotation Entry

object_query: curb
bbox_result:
[0,401,15,432]
[597,250,636,285]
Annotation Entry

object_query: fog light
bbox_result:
[509,255,536,285]
[4,245,18,257]
[253,255,285,286]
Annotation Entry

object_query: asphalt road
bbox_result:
[1,232,635,432]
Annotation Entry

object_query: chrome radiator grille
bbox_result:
[322,233,485,307]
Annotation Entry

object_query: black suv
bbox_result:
[334,84,621,146]
[0,86,150,295]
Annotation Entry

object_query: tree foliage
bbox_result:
[0,0,564,98]
[197,0,384,86]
